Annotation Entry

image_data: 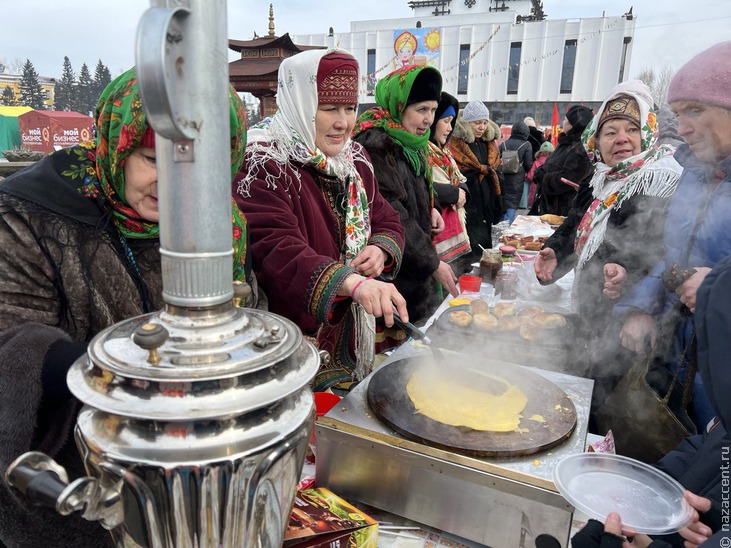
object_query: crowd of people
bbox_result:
[0,34,730,548]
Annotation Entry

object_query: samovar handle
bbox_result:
[5,451,124,530]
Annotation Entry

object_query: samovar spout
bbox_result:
[6,452,124,530]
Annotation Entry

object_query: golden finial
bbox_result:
[268,4,275,37]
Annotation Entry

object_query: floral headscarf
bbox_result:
[353,65,441,180]
[237,48,372,264]
[574,80,683,270]
[56,67,250,280]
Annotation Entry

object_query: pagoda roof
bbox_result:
[228,33,322,53]
[228,58,281,79]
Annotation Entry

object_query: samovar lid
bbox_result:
[67,306,319,421]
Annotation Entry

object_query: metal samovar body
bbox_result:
[5,1,319,546]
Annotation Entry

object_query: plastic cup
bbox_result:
[314,391,342,417]
[307,392,342,463]
[459,275,482,294]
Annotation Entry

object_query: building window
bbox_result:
[618,36,632,84]
[456,44,470,95]
[507,41,521,95]
[367,49,376,96]
[560,39,577,94]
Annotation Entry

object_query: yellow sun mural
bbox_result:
[425,29,441,52]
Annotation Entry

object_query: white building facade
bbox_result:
[292,0,636,124]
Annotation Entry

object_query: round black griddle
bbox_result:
[367,357,576,458]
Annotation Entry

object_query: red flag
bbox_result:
[551,102,560,147]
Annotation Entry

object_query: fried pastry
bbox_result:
[473,313,498,331]
[519,318,544,341]
[518,306,545,318]
[493,302,516,317]
[534,312,567,328]
[449,310,473,327]
[497,315,521,332]
[469,299,491,315]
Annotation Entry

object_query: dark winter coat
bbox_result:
[526,125,545,156]
[613,257,731,548]
[499,122,533,210]
[543,176,670,400]
[0,156,166,548]
[448,117,503,256]
[533,129,593,216]
[354,128,441,323]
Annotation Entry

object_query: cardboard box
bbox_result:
[285,487,378,547]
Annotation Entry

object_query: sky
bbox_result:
[1,0,729,82]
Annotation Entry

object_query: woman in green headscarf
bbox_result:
[0,67,252,548]
[354,65,459,333]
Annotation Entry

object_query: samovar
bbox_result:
[4,1,319,546]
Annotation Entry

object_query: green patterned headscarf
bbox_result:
[57,67,250,280]
[353,65,441,178]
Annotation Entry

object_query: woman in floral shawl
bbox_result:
[0,67,252,548]
[447,101,503,258]
[533,80,683,413]
[234,49,406,391]
[353,64,459,332]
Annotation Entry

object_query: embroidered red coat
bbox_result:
[234,142,404,390]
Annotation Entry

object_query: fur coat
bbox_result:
[0,157,167,547]
[448,117,503,254]
[353,128,441,323]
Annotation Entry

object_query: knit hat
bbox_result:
[405,66,442,106]
[317,52,359,105]
[523,116,537,127]
[667,41,731,110]
[536,141,554,158]
[566,105,594,132]
[597,95,641,131]
[140,126,156,148]
[462,100,490,122]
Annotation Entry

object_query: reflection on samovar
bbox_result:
[4,1,318,546]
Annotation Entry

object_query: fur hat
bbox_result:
[566,105,594,132]
[406,67,442,106]
[667,41,731,110]
[317,52,359,105]
[462,100,490,122]
[523,116,537,127]
[597,96,641,131]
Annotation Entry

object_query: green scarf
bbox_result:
[353,65,439,178]
[56,67,250,281]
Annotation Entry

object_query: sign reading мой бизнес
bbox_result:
[18,111,93,154]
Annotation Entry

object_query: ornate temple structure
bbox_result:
[228,5,323,118]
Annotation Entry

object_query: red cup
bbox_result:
[307,392,342,464]
[314,391,341,417]
[459,274,482,294]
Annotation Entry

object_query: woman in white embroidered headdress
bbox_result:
[234,48,407,391]
[533,80,683,409]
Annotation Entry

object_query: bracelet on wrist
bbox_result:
[349,276,372,300]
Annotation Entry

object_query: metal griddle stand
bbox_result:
[315,344,594,548]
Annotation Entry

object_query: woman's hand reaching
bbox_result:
[351,245,388,277]
[432,261,459,297]
[534,247,558,282]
